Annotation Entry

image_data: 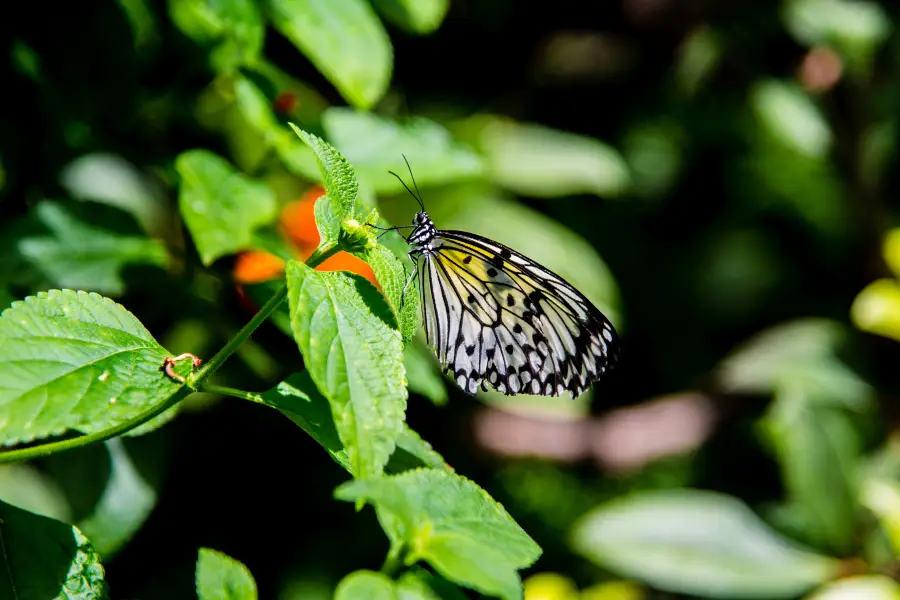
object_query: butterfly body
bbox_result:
[403,209,619,398]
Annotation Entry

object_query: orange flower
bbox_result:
[231,184,378,299]
[233,250,285,284]
[280,185,323,250]
[279,185,377,285]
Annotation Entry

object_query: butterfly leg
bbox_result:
[399,253,419,311]
[368,223,414,241]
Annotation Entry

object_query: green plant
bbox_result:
[0,129,543,599]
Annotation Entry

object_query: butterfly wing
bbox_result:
[416,230,618,397]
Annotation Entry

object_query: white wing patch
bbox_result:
[416,230,618,398]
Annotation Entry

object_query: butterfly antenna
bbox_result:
[402,154,426,211]
[388,167,425,212]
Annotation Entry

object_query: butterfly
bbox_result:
[376,160,620,398]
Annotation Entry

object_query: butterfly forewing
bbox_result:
[416,229,618,397]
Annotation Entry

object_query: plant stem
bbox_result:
[197,383,263,403]
[380,551,405,578]
[0,386,192,464]
[187,281,289,387]
[0,243,342,463]
[187,242,339,387]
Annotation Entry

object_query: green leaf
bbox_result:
[175,149,277,266]
[267,0,392,109]
[473,117,631,198]
[716,318,873,410]
[807,575,900,600]
[259,371,448,475]
[851,278,900,342]
[0,499,109,599]
[404,339,447,406]
[0,290,182,446]
[76,438,159,558]
[570,490,839,599]
[0,463,72,522]
[335,571,397,600]
[168,0,264,71]
[259,371,351,471]
[290,124,359,229]
[17,201,167,296]
[397,569,470,600]
[359,243,419,346]
[783,0,891,74]
[322,108,484,194]
[60,153,169,236]
[233,74,283,139]
[750,80,832,159]
[196,547,258,600]
[313,193,341,249]
[287,263,406,478]
[371,0,449,34]
[761,383,861,553]
[390,428,450,473]
[422,187,622,327]
[336,468,542,600]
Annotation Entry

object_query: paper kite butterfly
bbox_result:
[378,160,620,398]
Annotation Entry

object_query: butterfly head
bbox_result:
[408,211,436,248]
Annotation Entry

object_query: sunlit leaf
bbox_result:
[60,152,168,236]
[175,149,277,266]
[290,124,359,233]
[0,290,182,447]
[267,0,392,109]
[716,318,872,410]
[287,263,406,478]
[579,580,644,600]
[761,383,861,553]
[371,0,449,35]
[322,108,484,194]
[750,80,832,159]
[783,0,891,73]
[861,475,900,555]
[17,201,167,296]
[852,279,900,342]
[336,468,541,600]
[473,117,630,198]
[335,571,396,600]
[168,0,264,71]
[522,573,579,600]
[0,500,109,599]
[571,490,839,598]
[196,548,258,600]
[806,575,900,600]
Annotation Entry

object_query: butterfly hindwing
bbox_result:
[416,229,618,397]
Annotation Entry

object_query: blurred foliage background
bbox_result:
[3,0,900,598]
